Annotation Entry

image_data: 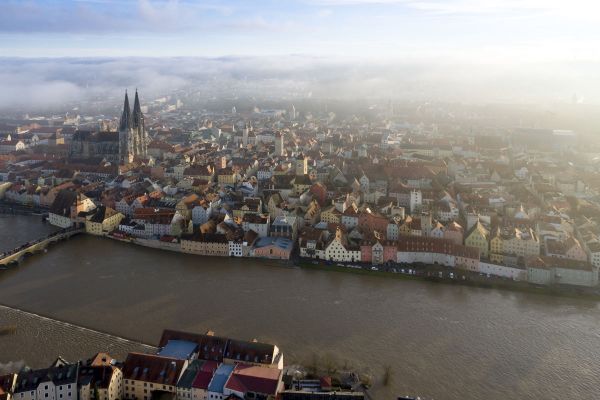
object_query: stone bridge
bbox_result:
[0,228,84,266]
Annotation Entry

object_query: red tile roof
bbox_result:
[224,364,281,396]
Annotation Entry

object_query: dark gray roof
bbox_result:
[50,190,77,216]
[176,360,204,389]
[14,363,78,393]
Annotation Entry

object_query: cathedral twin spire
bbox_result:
[119,90,147,164]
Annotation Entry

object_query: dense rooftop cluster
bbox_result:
[1,96,600,288]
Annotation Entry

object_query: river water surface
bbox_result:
[0,216,599,399]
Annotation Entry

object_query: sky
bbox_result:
[1,0,600,63]
[1,0,600,109]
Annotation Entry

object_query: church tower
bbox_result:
[132,90,147,157]
[242,123,250,147]
[295,153,308,176]
[275,131,285,157]
[119,90,148,164]
[119,90,133,164]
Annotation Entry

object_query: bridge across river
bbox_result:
[0,228,84,266]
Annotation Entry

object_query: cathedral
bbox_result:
[119,90,148,164]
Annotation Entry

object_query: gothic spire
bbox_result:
[119,90,131,131]
[132,89,143,129]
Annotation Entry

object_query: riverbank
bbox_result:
[296,260,600,300]
[100,229,600,300]
[102,233,600,300]
[3,220,598,301]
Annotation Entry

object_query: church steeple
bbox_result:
[132,89,143,129]
[119,90,131,131]
[119,89,147,164]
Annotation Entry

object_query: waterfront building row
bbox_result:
[0,329,363,400]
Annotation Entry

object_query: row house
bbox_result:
[435,200,459,222]
[122,353,187,400]
[13,360,78,400]
[207,364,235,400]
[183,164,214,182]
[324,228,361,263]
[303,200,321,227]
[358,209,388,233]
[157,330,284,369]
[217,168,240,186]
[478,260,527,281]
[176,194,204,221]
[443,221,464,245]
[321,205,342,224]
[228,230,258,257]
[270,215,298,241]
[490,226,541,266]
[48,190,96,228]
[340,204,359,229]
[4,184,38,206]
[78,364,123,400]
[398,216,422,237]
[386,221,400,241]
[85,206,124,236]
[174,360,214,400]
[232,197,262,219]
[257,167,273,181]
[114,194,133,216]
[526,256,599,287]
[0,139,26,154]
[503,227,540,259]
[298,229,326,259]
[222,364,282,400]
[183,360,218,400]
[266,193,285,218]
[586,242,600,268]
[292,175,312,196]
[397,236,480,270]
[253,237,294,260]
[464,221,490,259]
[360,240,397,264]
[180,234,229,256]
[191,202,213,226]
[545,236,587,262]
[242,213,270,237]
[132,208,176,238]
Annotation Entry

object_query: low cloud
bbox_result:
[0,56,597,113]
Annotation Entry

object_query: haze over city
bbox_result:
[2,2,600,400]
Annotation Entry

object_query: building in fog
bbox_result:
[119,90,148,164]
[69,130,119,162]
